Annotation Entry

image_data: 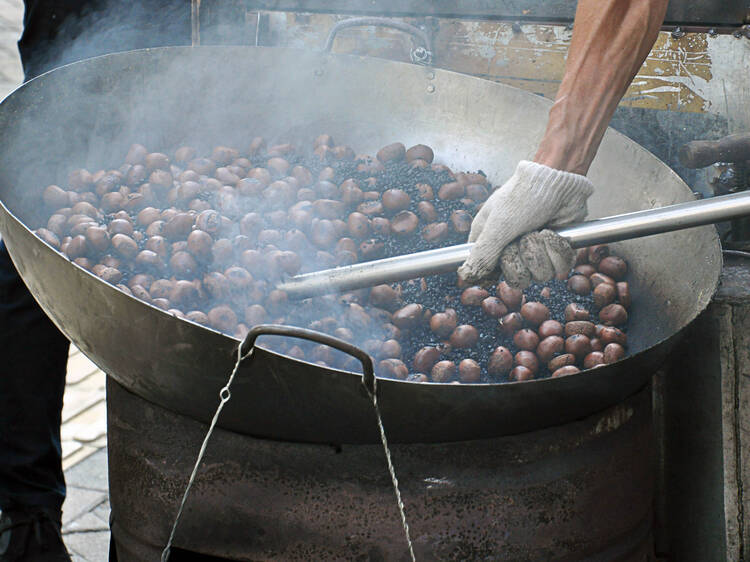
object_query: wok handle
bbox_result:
[277,190,750,299]
[323,17,433,65]
[679,133,750,168]
[240,324,376,394]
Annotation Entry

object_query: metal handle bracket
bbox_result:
[323,17,433,65]
[241,324,376,395]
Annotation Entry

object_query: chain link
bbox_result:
[160,339,415,561]
[160,343,251,562]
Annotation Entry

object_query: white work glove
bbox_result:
[458,160,594,288]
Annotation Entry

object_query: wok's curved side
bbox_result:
[0,47,721,444]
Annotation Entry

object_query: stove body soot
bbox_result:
[108,378,654,561]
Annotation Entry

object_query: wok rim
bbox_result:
[0,45,722,391]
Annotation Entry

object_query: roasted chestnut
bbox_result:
[480,297,507,319]
[111,234,137,260]
[499,312,523,337]
[450,210,472,233]
[413,347,441,373]
[244,304,267,326]
[422,222,449,243]
[449,325,479,348]
[416,183,434,200]
[431,360,456,383]
[565,334,592,359]
[567,275,591,296]
[513,329,539,351]
[379,358,409,380]
[370,284,401,311]
[520,301,549,327]
[379,339,402,359]
[616,281,631,309]
[536,336,564,363]
[392,303,424,330]
[382,189,410,213]
[430,309,458,339]
[603,342,626,364]
[170,251,198,279]
[461,286,490,306]
[488,346,513,376]
[564,321,596,338]
[590,272,615,288]
[573,264,596,277]
[437,182,464,201]
[390,211,419,236]
[598,256,627,280]
[538,319,564,338]
[552,366,580,378]
[208,305,238,332]
[187,230,213,262]
[583,352,606,369]
[346,212,371,239]
[599,326,628,346]
[405,144,434,163]
[599,303,628,326]
[587,244,609,265]
[458,359,481,383]
[548,353,576,372]
[416,201,438,223]
[514,350,539,374]
[494,282,522,311]
[509,366,534,381]
[593,282,616,308]
[564,303,590,322]
[376,142,406,163]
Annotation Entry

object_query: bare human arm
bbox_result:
[458,0,669,286]
[535,0,669,174]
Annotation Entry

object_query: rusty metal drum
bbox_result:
[108,378,654,561]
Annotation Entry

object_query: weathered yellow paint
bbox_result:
[269,14,717,113]
[624,33,713,112]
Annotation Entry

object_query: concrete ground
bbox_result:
[1,2,111,559]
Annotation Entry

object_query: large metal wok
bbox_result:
[0,47,720,444]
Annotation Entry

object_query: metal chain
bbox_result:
[160,338,415,561]
[160,343,252,562]
[367,387,417,562]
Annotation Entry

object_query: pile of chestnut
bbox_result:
[33,135,632,383]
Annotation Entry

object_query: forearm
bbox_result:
[534,0,668,175]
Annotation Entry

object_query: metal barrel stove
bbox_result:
[108,378,655,561]
[0,47,721,559]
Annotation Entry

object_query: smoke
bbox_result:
[0,3,523,376]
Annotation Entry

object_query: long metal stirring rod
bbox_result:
[277,190,750,299]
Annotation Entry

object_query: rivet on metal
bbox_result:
[671,27,685,39]
[708,28,718,37]
[427,71,435,80]
[427,84,435,93]
[512,21,522,33]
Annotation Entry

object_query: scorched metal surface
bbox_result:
[108,378,655,561]
[0,46,721,443]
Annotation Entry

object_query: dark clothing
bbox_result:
[0,506,69,560]
[0,242,68,511]
[18,0,191,79]
[0,0,190,511]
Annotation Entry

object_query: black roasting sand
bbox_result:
[41,146,623,383]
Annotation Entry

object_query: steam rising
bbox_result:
[0,8,523,376]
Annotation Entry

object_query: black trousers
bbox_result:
[0,0,189,511]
